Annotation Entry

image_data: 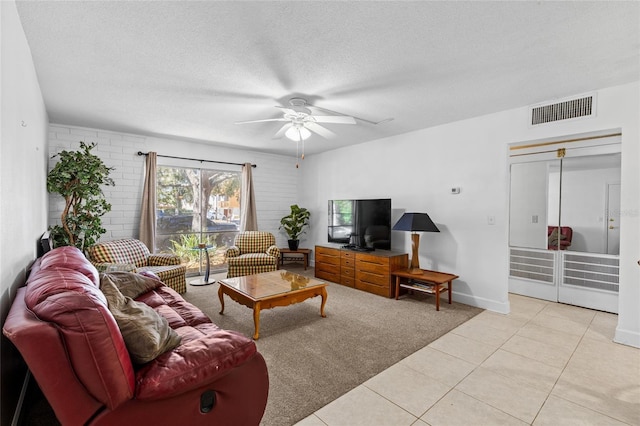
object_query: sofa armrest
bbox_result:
[225,246,240,258]
[266,245,280,258]
[92,262,137,273]
[148,254,181,266]
[135,326,258,400]
[3,287,109,425]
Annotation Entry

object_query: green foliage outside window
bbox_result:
[156,167,240,225]
[169,233,215,263]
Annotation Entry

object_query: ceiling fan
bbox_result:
[235,97,359,142]
[236,97,392,167]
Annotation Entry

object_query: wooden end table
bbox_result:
[392,269,459,311]
[218,270,327,339]
[279,248,311,270]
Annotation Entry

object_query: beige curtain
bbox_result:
[240,163,258,231]
[139,152,157,250]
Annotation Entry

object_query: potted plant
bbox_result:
[279,204,310,251]
[47,141,115,252]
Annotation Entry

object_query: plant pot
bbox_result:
[288,239,300,251]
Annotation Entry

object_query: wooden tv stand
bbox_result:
[314,245,408,298]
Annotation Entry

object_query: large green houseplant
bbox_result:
[279,204,310,250]
[47,141,115,252]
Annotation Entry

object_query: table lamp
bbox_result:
[392,212,440,274]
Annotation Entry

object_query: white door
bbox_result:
[508,159,559,302]
[556,155,621,313]
[606,183,621,255]
[509,146,621,313]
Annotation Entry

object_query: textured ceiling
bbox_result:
[15,1,640,157]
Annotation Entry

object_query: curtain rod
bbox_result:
[137,151,256,168]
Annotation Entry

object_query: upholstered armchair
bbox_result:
[547,226,573,250]
[87,238,187,293]
[225,231,280,278]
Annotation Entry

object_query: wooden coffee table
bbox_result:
[218,270,327,340]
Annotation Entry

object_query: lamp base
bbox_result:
[408,233,422,275]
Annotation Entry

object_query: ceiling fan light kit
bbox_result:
[285,125,311,142]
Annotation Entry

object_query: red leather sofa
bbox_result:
[3,246,268,425]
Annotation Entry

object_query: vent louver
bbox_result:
[510,248,555,283]
[563,254,619,293]
[531,96,593,125]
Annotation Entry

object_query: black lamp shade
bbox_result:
[392,213,440,232]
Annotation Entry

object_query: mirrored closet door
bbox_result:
[508,132,621,313]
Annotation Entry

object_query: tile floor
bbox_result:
[295,293,640,426]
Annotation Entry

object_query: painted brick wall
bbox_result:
[48,124,301,248]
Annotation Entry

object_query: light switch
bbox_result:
[487,216,495,225]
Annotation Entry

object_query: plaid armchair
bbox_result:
[225,232,280,278]
[87,238,187,294]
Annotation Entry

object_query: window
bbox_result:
[155,166,240,274]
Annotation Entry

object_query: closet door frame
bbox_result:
[508,129,621,312]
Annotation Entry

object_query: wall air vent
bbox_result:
[531,95,594,125]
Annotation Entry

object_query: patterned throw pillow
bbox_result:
[100,273,181,364]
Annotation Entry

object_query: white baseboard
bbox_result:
[452,291,510,314]
[614,327,640,349]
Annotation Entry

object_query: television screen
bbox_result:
[328,198,391,250]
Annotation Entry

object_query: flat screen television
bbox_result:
[328,198,391,250]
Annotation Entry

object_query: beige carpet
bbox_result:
[183,265,483,426]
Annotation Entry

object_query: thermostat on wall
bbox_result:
[450,187,461,194]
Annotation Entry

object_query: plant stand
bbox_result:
[190,244,216,286]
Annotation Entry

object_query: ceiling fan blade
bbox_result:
[235,118,288,124]
[273,123,292,139]
[275,106,298,115]
[310,104,393,125]
[313,115,357,125]
[305,122,336,139]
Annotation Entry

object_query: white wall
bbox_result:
[1,0,49,306]
[1,2,49,423]
[48,125,301,248]
[302,112,512,314]
[301,82,640,347]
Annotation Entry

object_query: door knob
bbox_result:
[609,225,615,229]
